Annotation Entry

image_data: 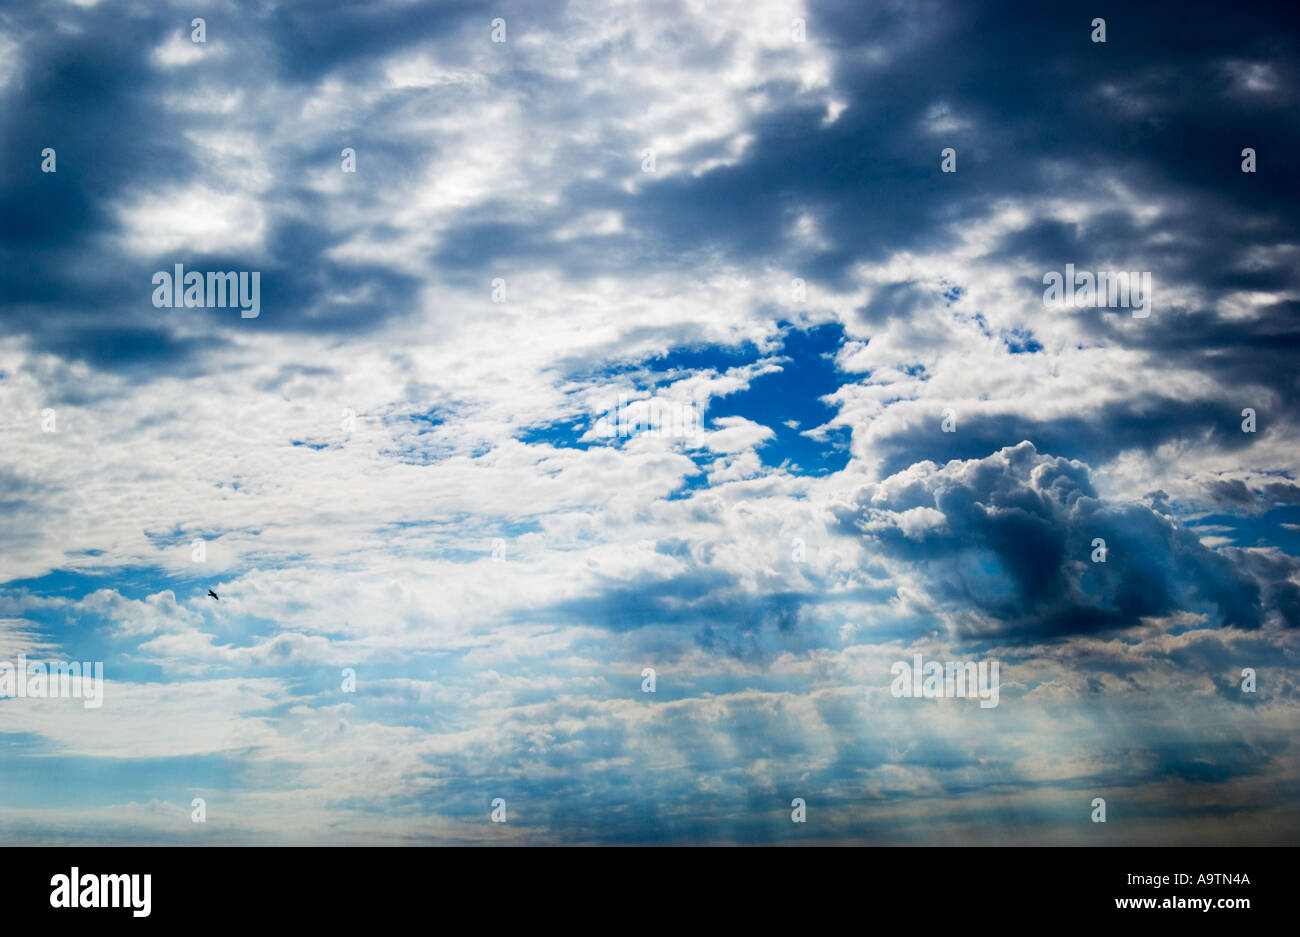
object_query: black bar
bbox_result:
[2,846,1286,924]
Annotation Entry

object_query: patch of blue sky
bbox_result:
[1187,505,1300,555]
[517,322,851,475]
[707,323,852,475]
[1003,329,1044,354]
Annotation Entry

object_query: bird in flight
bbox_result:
[207,589,219,600]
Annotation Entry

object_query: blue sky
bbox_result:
[0,0,1298,844]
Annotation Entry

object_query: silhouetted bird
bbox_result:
[207,589,219,600]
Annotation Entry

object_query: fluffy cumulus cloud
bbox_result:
[842,442,1291,639]
[0,0,1297,844]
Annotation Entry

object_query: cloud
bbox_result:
[840,442,1278,638]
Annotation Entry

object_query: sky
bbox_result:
[0,0,1298,845]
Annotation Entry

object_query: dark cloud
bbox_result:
[839,441,1281,638]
